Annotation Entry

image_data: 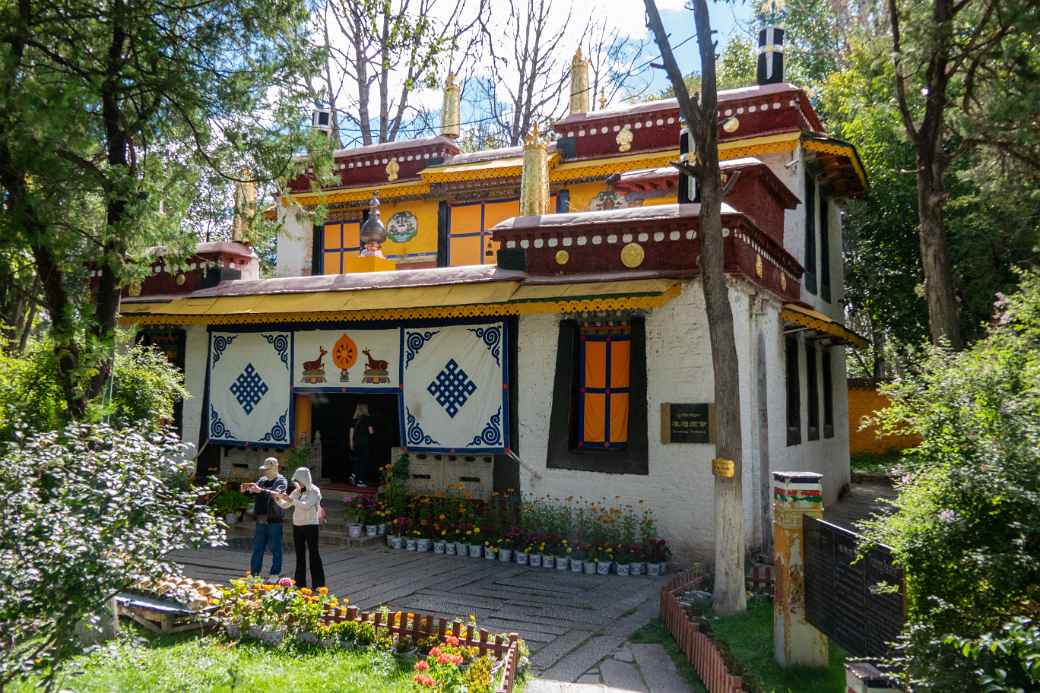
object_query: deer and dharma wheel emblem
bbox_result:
[333,334,358,382]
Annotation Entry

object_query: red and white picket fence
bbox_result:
[660,571,745,693]
[320,604,521,692]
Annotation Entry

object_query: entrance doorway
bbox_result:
[310,393,400,483]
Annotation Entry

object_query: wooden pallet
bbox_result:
[114,594,212,635]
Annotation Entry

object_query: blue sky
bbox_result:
[648,2,756,93]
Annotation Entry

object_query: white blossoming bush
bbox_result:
[0,423,225,688]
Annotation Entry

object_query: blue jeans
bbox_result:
[250,522,283,576]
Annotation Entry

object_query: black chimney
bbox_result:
[756,26,785,85]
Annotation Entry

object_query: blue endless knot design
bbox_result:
[427,359,477,418]
[230,363,268,415]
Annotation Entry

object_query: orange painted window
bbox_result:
[449,234,482,266]
[447,198,552,267]
[321,221,362,275]
[578,323,631,449]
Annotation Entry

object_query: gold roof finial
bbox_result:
[598,93,607,110]
[572,47,584,64]
[524,122,542,147]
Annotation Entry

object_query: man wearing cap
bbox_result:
[241,457,288,579]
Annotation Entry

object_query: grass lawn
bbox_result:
[630,619,708,693]
[705,597,846,693]
[850,450,903,476]
[9,628,416,693]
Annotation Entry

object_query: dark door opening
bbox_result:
[310,393,400,483]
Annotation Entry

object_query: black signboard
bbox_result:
[661,403,714,444]
[803,516,905,657]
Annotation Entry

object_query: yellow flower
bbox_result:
[318,587,329,595]
[300,587,312,595]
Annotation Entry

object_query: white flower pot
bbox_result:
[529,554,542,568]
[388,534,403,549]
[631,562,645,576]
[556,557,570,571]
[348,523,363,539]
[454,541,468,556]
[484,549,498,561]
[377,523,387,535]
[417,538,431,552]
[571,558,584,573]
[498,548,513,562]
[583,560,596,575]
[647,562,661,576]
[365,525,379,537]
[406,538,417,551]
[596,561,612,576]
[468,543,482,558]
[615,563,631,576]
[445,542,457,555]
[515,551,528,566]
[433,541,446,554]
[541,555,555,569]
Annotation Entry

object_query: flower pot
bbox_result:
[498,548,513,562]
[596,561,612,576]
[433,540,446,554]
[583,560,596,575]
[468,543,483,558]
[484,549,498,561]
[406,538,418,551]
[631,562,645,576]
[556,556,570,571]
[515,551,528,566]
[615,563,631,577]
[365,524,379,537]
[647,562,661,576]
[570,558,584,573]
[388,534,403,549]
[529,553,542,568]
[541,554,555,569]
[224,512,239,526]
[348,523,363,539]
[225,623,242,639]
[378,523,387,535]
[416,538,431,552]
[445,542,457,556]
[454,541,467,556]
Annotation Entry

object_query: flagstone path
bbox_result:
[171,543,695,689]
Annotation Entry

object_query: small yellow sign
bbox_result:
[712,457,736,478]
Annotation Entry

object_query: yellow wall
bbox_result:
[566,181,612,212]
[848,386,919,454]
[379,198,439,257]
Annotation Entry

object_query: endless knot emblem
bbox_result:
[427,359,477,418]
[230,363,268,415]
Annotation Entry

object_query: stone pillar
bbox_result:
[569,48,589,115]
[441,72,460,139]
[520,125,549,217]
[772,471,828,667]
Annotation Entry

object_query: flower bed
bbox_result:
[213,576,525,692]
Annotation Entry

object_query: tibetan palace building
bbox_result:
[120,31,867,560]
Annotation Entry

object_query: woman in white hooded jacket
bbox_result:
[272,467,325,588]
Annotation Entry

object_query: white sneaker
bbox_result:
[356,481,367,487]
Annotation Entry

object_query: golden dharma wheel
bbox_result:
[332,334,358,370]
[620,242,645,269]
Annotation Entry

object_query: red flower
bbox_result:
[429,646,442,657]
[414,660,430,671]
[413,673,436,687]
[444,635,460,646]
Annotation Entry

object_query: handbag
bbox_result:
[318,502,327,525]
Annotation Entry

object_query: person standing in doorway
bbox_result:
[241,458,287,579]
[349,403,375,487]
[272,467,326,588]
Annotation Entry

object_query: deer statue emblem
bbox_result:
[301,346,327,384]
[361,348,391,384]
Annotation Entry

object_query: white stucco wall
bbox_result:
[181,325,208,451]
[274,202,313,278]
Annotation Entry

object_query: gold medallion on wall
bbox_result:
[755,254,763,279]
[620,242,644,268]
[780,273,788,291]
[386,157,400,182]
[616,124,633,152]
[555,250,570,266]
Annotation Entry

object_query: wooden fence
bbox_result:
[319,604,521,692]
[660,571,745,693]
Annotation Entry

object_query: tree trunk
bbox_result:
[644,0,746,614]
[916,154,961,348]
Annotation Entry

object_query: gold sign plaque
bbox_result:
[620,242,645,268]
[712,457,736,478]
[555,249,570,265]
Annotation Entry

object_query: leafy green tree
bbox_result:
[0,0,323,419]
[0,423,224,689]
[864,269,1040,689]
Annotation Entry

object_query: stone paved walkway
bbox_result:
[171,544,691,687]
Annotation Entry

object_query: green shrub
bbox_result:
[0,340,66,439]
[863,270,1040,690]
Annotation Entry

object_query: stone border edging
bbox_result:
[659,570,745,693]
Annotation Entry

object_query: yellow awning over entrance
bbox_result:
[781,303,867,348]
[120,277,682,326]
